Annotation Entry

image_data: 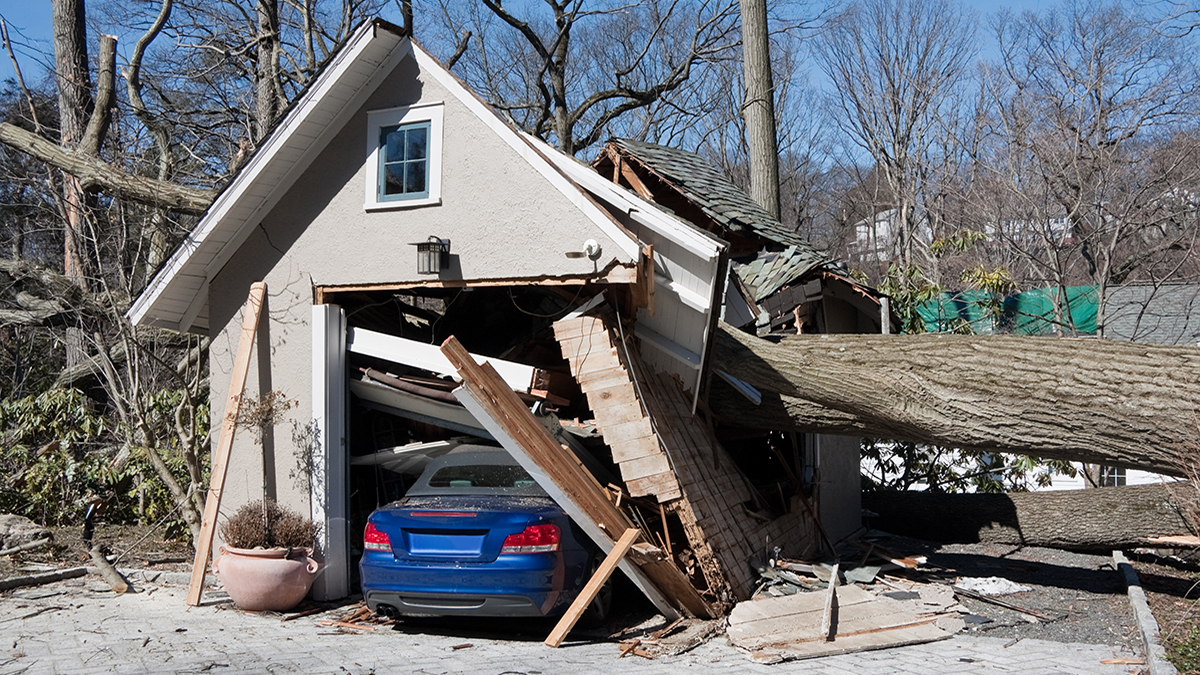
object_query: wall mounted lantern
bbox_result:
[410,236,450,274]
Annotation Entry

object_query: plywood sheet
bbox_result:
[727,586,952,660]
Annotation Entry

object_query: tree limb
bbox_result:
[0,122,216,214]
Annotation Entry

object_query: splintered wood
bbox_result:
[440,336,712,620]
[552,314,681,502]
[727,585,952,660]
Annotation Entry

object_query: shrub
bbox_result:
[220,499,320,549]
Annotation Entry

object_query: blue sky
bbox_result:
[0,1,1062,101]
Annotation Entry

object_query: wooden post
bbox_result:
[545,527,641,648]
[821,561,840,641]
[185,282,266,606]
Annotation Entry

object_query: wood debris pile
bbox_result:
[728,538,1052,662]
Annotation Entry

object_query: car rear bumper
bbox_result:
[359,551,571,617]
[365,590,547,617]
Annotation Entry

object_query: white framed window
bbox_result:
[365,102,444,210]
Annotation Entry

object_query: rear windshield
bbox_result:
[405,451,550,498]
[426,464,537,489]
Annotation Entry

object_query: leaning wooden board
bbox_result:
[441,336,711,620]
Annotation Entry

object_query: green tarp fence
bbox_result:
[917,286,1099,335]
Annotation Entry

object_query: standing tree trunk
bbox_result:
[255,0,282,141]
[739,0,780,220]
[52,0,91,288]
[711,322,1200,475]
[52,0,93,370]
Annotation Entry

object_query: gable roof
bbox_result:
[128,19,639,334]
[604,138,816,249]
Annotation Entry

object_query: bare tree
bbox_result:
[420,0,740,155]
[814,0,976,274]
[978,1,1200,335]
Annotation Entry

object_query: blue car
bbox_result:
[360,446,610,621]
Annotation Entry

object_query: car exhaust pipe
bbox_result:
[375,604,399,619]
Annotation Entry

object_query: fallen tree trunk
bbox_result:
[712,323,1200,476]
[862,483,1191,550]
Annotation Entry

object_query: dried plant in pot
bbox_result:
[213,500,322,611]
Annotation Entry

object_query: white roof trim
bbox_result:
[529,133,725,262]
[128,20,408,331]
[410,44,641,261]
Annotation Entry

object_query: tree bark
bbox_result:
[711,322,1200,475]
[0,123,216,214]
[739,0,780,219]
[52,0,91,287]
[862,483,1190,550]
[255,0,282,142]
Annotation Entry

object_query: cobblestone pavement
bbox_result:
[1,577,1146,675]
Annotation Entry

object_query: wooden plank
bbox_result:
[618,454,672,481]
[593,400,649,426]
[608,436,661,463]
[186,281,266,606]
[585,382,639,408]
[442,336,710,619]
[545,528,641,648]
[626,471,681,499]
[821,562,840,641]
[599,419,657,446]
[620,161,656,201]
[314,267,637,296]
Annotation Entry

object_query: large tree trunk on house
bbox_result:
[862,483,1191,550]
[711,322,1200,476]
[739,0,780,220]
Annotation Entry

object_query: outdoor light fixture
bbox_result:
[410,236,450,274]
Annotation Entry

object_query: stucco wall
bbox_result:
[207,51,635,529]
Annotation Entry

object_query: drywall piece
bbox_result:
[347,326,534,391]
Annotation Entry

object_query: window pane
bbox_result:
[427,464,534,489]
[383,164,405,196]
[406,160,426,194]
[384,127,405,162]
[407,126,428,160]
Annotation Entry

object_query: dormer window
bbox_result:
[366,102,443,210]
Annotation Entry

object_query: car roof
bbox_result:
[406,445,549,498]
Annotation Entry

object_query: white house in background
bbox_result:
[848,208,933,263]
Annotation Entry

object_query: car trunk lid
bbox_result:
[371,496,558,563]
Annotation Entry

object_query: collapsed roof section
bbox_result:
[594,139,898,336]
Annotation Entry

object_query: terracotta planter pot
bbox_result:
[213,545,321,611]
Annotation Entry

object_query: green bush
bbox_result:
[0,388,208,536]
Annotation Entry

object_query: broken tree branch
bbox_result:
[0,122,216,214]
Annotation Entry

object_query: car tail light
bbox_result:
[500,523,561,554]
[364,522,391,551]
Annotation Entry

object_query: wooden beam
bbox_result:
[619,162,656,202]
[442,336,711,619]
[314,267,637,299]
[186,282,266,606]
[545,527,641,648]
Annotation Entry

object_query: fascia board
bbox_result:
[128,22,406,330]
[409,44,641,262]
[530,134,725,262]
